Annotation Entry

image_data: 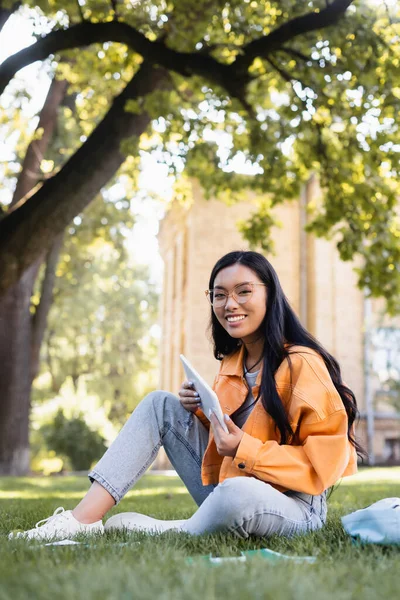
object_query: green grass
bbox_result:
[1,468,400,600]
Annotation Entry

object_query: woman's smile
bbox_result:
[226,314,247,326]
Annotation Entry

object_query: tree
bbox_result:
[0,0,399,303]
[0,4,164,474]
[0,0,399,473]
[34,191,159,425]
[0,68,70,475]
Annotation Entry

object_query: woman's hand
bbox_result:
[210,413,244,457]
[179,380,202,413]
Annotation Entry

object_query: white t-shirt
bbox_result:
[231,368,260,429]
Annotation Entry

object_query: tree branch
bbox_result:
[0,61,170,296]
[279,46,317,64]
[0,0,355,105]
[265,55,293,85]
[31,232,64,382]
[11,77,69,208]
[0,21,227,96]
[75,0,86,22]
[265,55,313,96]
[265,55,330,163]
[234,0,355,72]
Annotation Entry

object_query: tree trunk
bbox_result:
[12,81,69,203]
[0,63,169,474]
[31,232,64,382]
[0,63,170,296]
[0,264,40,474]
[0,77,67,475]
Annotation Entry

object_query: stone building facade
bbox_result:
[157,179,400,465]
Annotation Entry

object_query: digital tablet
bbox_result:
[179,354,228,433]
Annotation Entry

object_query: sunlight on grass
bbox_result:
[0,485,188,500]
[1,477,64,489]
[1,468,400,500]
[0,491,85,500]
[341,467,400,485]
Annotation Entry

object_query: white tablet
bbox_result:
[179,354,228,433]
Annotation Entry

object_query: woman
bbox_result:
[10,250,363,541]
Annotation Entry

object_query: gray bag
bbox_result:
[341,497,400,545]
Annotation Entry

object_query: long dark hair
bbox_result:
[208,250,366,458]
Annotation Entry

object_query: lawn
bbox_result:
[1,468,400,600]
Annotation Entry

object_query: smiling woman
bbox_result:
[207,268,268,357]
[9,250,365,542]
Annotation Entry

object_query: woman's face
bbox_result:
[212,263,267,343]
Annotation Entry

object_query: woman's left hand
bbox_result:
[210,413,244,457]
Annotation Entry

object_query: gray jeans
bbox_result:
[88,391,327,538]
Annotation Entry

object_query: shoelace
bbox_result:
[35,506,66,529]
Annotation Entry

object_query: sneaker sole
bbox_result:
[104,513,185,533]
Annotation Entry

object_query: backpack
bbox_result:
[341,497,400,545]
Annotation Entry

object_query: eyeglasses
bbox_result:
[205,282,267,308]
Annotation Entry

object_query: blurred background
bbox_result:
[0,0,399,476]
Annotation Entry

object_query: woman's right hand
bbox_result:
[179,380,202,413]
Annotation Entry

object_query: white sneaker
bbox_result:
[104,512,187,534]
[8,507,104,541]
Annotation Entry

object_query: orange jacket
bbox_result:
[194,344,357,495]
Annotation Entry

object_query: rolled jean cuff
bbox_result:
[88,470,121,505]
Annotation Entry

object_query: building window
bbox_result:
[382,437,400,464]
[371,327,400,412]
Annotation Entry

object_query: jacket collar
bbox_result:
[219,344,263,386]
[219,343,246,376]
[219,341,292,385]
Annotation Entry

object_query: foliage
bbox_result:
[31,189,159,425]
[1,0,400,312]
[29,425,63,475]
[40,408,107,471]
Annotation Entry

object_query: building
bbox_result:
[157,179,400,465]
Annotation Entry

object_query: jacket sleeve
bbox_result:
[193,407,210,429]
[233,409,353,495]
